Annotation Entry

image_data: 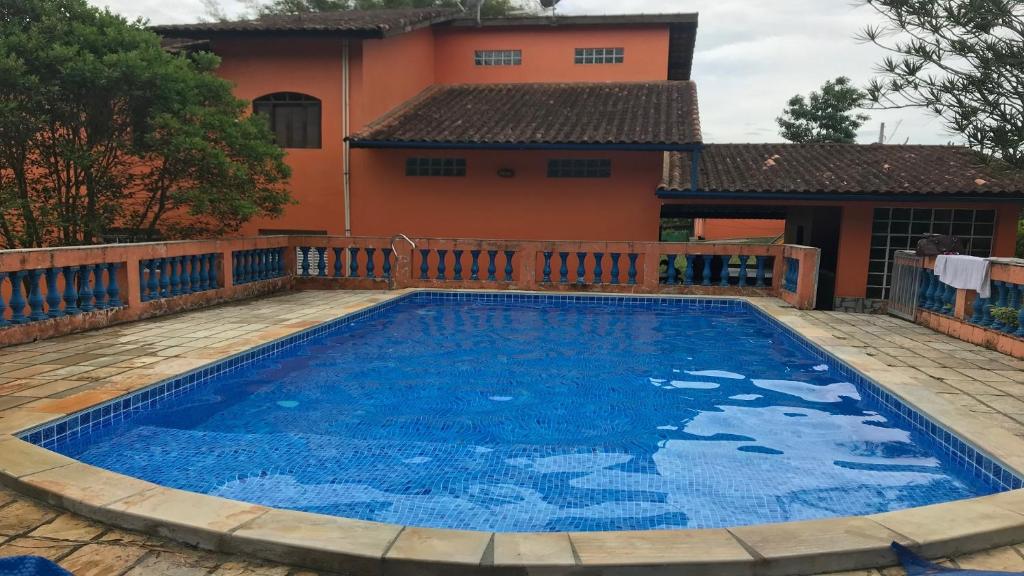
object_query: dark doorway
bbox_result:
[786,207,841,310]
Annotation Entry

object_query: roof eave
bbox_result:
[444,13,699,28]
[149,11,458,39]
[655,189,1024,202]
[349,140,702,151]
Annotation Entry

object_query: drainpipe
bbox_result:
[342,40,352,237]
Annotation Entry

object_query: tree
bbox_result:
[0,0,291,248]
[777,77,871,144]
[860,0,1024,168]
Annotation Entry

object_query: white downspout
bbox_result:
[342,40,352,237]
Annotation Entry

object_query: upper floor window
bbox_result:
[253,92,321,149]
[406,157,467,177]
[475,50,522,66]
[575,47,624,64]
[548,159,612,178]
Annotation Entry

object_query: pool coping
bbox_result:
[2,289,1024,576]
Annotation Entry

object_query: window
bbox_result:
[406,158,467,177]
[253,92,321,149]
[474,50,522,66]
[547,159,612,178]
[867,208,995,299]
[574,47,624,64]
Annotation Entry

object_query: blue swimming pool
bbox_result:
[25,293,1017,532]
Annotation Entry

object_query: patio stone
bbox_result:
[385,527,492,573]
[29,513,106,542]
[59,542,149,576]
[871,499,1024,558]
[210,561,291,576]
[0,537,80,561]
[492,532,576,567]
[0,499,58,536]
[17,463,152,515]
[953,546,1024,571]
[729,517,910,576]
[569,529,755,574]
[123,550,220,576]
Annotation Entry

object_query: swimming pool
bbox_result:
[23,293,1013,532]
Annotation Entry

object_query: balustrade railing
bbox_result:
[909,255,1024,356]
[0,237,820,342]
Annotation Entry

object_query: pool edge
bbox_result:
[2,289,1024,576]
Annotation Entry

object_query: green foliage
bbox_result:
[249,0,529,17]
[860,0,1024,168]
[0,0,291,247]
[990,306,1020,329]
[777,77,870,144]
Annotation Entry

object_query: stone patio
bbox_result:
[1,290,1024,574]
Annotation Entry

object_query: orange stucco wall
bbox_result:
[349,149,664,241]
[214,38,346,236]
[696,219,785,240]
[433,25,670,84]
[351,28,436,129]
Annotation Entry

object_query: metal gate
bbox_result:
[888,251,922,320]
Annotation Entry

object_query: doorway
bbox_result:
[786,207,841,310]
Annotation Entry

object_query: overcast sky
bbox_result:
[87,0,953,145]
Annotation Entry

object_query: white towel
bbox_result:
[934,255,991,298]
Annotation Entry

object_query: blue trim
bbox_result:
[656,190,1024,202]
[349,140,703,152]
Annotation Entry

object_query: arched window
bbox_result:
[253,92,321,149]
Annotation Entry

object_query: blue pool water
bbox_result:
[43,296,997,532]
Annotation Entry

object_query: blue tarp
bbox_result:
[0,557,72,576]
[893,543,1024,576]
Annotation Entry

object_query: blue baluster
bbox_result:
[27,269,46,321]
[720,256,731,287]
[231,252,239,284]
[755,256,767,287]
[452,250,462,281]
[627,253,638,285]
[208,254,219,289]
[593,252,604,284]
[332,248,343,277]
[197,255,208,291]
[383,248,393,279]
[666,254,678,285]
[487,250,498,282]
[559,252,569,284]
[312,247,324,277]
[992,281,1008,327]
[349,247,360,278]
[63,267,80,312]
[238,251,248,283]
[169,257,181,297]
[419,249,430,280]
[926,272,940,310]
[918,272,930,308]
[943,284,956,316]
[470,250,481,281]
[701,255,713,286]
[971,294,987,324]
[576,252,587,283]
[79,264,95,310]
[139,261,149,301]
[0,273,7,326]
[9,271,27,324]
[503,251,514,282]
[93,264,107,308]
[366,248,377,279]
[107,263,121,307]
[683,254,695,285]
[156,260,169,298]
[737,256,748,288]
[609,253,621,285]
[1003,284,1020,333]
[45,268,62,317]
[298,247,309,277]
[436,250,448,280]
[277,248,286,276]
[542,252,553,283]
[181,257,194,294]
[192,253,201,289]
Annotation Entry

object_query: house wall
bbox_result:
[214,37,346,236]
[348,149,664,241]
[433,25,670,84]
[695,219,785,241]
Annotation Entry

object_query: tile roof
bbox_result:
[660,143,1024,196]
[151,8,459,38]
[349,81,702,149]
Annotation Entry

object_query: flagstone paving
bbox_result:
[0,291,1023,574]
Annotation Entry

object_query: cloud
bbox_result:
[88,0,954,144]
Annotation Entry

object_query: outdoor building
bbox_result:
[155,9,1024,312]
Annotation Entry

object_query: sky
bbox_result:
[86,0,954,145]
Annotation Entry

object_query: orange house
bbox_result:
[156,9,1024,312]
